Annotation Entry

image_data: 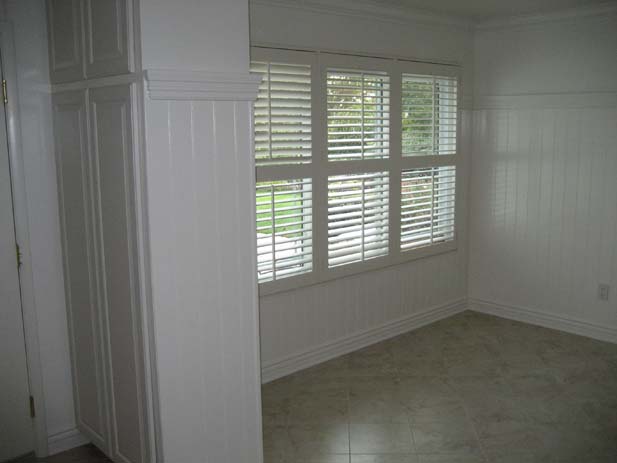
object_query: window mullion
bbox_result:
[389,65,402,256]
[312,53,328,277]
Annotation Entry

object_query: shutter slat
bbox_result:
[328,172,389,267]
[256,178,313,283]
[402,74,458,157]
[400,166,456,251]
[326,69,390,161]
[251,61,312,166]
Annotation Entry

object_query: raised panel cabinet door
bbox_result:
[84,0,131,78]
[52,90,109,450]
[47,0,85,83]
[88,84,147,463]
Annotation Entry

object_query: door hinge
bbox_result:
[16,243,22,268]
[29,396,35,418]
[2,79,7,104]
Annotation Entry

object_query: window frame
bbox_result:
[252,47,462,296]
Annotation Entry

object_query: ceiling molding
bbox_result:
[144,70,262,101]
[476,1,617,30]
[250,0,474,30]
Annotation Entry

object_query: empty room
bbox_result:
[0,0,616,463]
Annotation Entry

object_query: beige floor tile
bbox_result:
[411,418,480,455]
[349,423,415,454]
[351,455,418,463]
[261,311,617,463]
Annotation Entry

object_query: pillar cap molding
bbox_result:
[144,69,261,101]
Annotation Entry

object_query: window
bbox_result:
[328,172,389,267]
[327,70,390,161]
[252,48,460,293]
[251,56,314,284]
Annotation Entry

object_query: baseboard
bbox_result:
[47,427,89,455]
[261,298,467,383]
[469,298,617,344]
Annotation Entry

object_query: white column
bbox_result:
[139,2,263,462]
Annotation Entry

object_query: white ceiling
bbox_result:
[372,0,615,20]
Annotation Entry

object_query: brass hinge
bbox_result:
[29,396,35,418]
[2,79,7,104]
[16,243,22,268]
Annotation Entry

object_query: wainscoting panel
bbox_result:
[144,87,263,463]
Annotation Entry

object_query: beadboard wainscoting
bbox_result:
[260,251,468,383]
[469,99,617,334]
[143,72,263,463]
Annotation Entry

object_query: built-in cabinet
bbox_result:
[48,0,131,83]
[48,1,150,462]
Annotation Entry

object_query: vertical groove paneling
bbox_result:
[470,104,617,329]
[145,96,262,463]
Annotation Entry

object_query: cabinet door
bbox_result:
[84,0,131,78]
[47,0,85,83]
[89,85,146,463]
[53,90,109,450]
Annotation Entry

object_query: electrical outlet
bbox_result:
[598,284,610,301]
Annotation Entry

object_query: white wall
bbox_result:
[250,1,474,378]
[3,0,78,449]
[469,11,617,335]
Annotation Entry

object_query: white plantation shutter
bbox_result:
[251,61,312,165]
[328,172,389,267]
[256,179,313,282]
[401,166,456,250]
[327,70,390,160]
[402,74,457,156]
[251,48,461,293]
[252,54,314,284]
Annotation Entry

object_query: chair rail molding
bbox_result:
[144,69,261,101]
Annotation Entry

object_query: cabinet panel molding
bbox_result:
[89,84,146,463]
[47,0,85,83]
[84,0,131,78]
[52,89,108,449]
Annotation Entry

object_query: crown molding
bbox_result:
[476,1,617,30]
[144,70,262,101]
[251,0,474,30]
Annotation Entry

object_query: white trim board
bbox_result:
[469,299,617,344]
[47,428,89,456]
[261,298,467,383]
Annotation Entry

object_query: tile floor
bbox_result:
[261,311,617,463]
[11,444,111,463]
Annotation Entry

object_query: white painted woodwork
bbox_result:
[47,0,84,83]
[469,12,617,332]
[0,76,33,462]
[88,84,147,463]
[143,84,263,463]
[84,0,130,78]
[53,89,109,451]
